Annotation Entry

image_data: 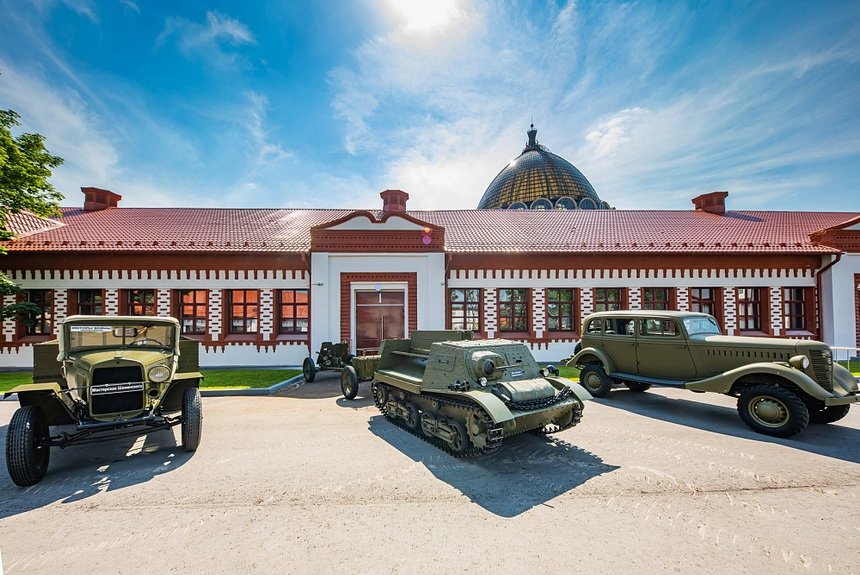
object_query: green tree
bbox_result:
[1,103,64,322]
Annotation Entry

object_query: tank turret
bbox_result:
[371,333,592,456]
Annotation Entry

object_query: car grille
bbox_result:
[91,366,145,415]
[809,349,833,391]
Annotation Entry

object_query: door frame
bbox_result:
[350,281,409,353]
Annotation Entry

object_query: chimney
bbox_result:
[692,191,728,215]
[380,189,409,213]
[82,187,122,211]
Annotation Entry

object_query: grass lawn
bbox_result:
[0,369,301,393]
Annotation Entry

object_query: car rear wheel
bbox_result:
[624,381,651,392]
[302,357,316,382]
[580,364,612,397]
[737,385,809,437]
[340,366,359,400]
[6,405,51,487]
[182,387,203,451]
[808,404,851,424]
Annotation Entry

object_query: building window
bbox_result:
[642,288,672,310]
[737,288,763,332]
[278,289,309,334]
[77,289,103,315]
[22,290,53,336]
[498,289,528,332]
[594,288,624,312]
[229,289,259,334]
[178,290,208,334]
[449,288,481,332]
[126,289,156,316]
[690,288,721,325]
[783,287,811,332]
[547,288,576,331]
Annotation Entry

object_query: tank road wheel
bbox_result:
[580,364,612,397]
[302,357,317,382]
[182,387,203,452]
[372,382,389,409]
[447,419,469,454]
[340,366,359,400]
[737,385,809,437]
[6,405,51,487]
[624,381,651,392]
[809,404,851,424]
[405,403,421,432]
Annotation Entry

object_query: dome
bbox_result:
[477,125,609,210]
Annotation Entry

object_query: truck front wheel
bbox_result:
[6,405,51,486]
[182,387,203,451]
[737,385,809,437]
[809,404,851,424]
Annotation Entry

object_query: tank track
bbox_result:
[530,401,584,436]
[372,382,504,458]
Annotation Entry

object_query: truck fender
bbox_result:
[565,347,617,374]
[687,362,833,400]
[546,376,593,403]
[832,363,858,395]
[9,384,77,425]
[461,390,516,424]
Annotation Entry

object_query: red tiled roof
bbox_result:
[3,210,65,238]
[1,206,855,254]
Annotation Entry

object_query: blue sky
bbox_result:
[1,0,858,211]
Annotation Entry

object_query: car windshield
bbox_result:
[66,322,175,352]
[683,316,722,336]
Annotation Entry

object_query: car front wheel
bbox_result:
[737,385,809,437]
[182,387,203,451]
[580,364,613,397]
[6,405,51,486]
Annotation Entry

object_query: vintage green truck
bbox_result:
[567,310,859,437]
[4,315,203,486]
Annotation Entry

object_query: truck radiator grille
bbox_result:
[809,350,833,391]
[91,366,145,415]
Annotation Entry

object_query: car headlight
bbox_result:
[148,365,171,383]
[789,355,810,370]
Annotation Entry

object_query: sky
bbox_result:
[0,0,858,212]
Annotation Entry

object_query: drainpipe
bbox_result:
[814,252,842,342]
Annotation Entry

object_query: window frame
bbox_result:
[277,288,309,335]
[593,288,626,312]
[689,287,722,327]
[19,289,54,338]
[497,288,530,333]
[546,288,577,333]
[448,288,482,333]
[177,289,208,335]
[228,289,260,335]
[125,289,157,316]
[641,287,673,311]
[75,289,104,316]
[782,287,814,335]
[736,287,767,334]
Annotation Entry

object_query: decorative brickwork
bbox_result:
[532,288,546,338]
[260,289,274,341]
[855,274,860,350]
[676,287,689,311]
[723,289,737,335]
[628,287,642,310]
[157,288,171,317]
[580,287,593,319]
[484,289,497,336]
[209,289,223,341]
[53,289,68,335]
[2,295,15,343]
[105,289,119,315]
[769,286,782,336]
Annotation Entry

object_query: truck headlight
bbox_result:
[789,355,810,370]
[148,365,171,383]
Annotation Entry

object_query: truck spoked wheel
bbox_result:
[6,405,51,487]
[340,366,359,400]
[737,385,809,437]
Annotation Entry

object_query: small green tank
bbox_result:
[372,332,592,457]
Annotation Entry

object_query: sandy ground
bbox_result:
[0,378,858,575]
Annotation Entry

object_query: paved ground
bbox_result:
[1,378,858,574]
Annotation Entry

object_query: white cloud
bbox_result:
[31,0,99,23]
[156,11,256,69]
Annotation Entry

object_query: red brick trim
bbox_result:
[855,274,860,350]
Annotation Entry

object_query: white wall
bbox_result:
[821,253,860,350]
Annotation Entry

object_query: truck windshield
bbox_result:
[67,323,175,351]
[683,316,722,336]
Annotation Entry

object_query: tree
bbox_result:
[1,98,64,323]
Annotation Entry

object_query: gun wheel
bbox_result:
[340,366,359,400]
[302,357,316,382]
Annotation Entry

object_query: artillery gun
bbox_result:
[371,332,592,456]
[302,341,381,400]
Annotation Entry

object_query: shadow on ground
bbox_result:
[603,389,860,464]
[272,375,352,400]
[367,415,617,518]
[0,423,192,520]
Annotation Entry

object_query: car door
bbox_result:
[635,318,697,379]
[601,316,638,374]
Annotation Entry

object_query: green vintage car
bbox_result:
[567,310,859,437]
[4,315,203,486]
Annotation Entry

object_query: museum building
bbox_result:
[2,127,859,368]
